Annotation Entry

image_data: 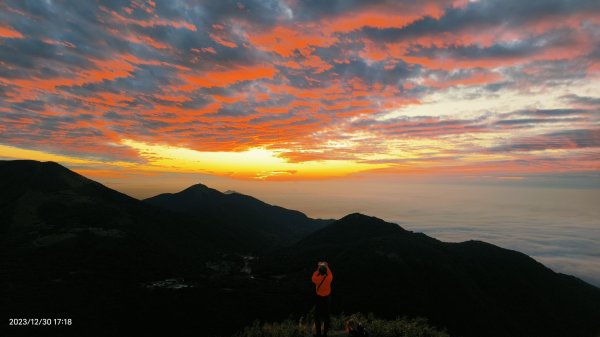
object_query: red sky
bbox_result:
[1,0,599,184]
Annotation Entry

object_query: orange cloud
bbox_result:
[321,1,450,34]
[180,65,278,90]
[209,26,238,48]
[248,25,338,58]
[0,25,23,38]
[104,7,196,31]
[0,55,139,103]
[86,92,136,108]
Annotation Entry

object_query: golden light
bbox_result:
[121,139,389,180]
[0,143,133,167]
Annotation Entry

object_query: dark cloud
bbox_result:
[547,129,600,146]
[516,108,593,117]
[350,115,488,138]
[362,0,600,43]
[197,0,293,26]
[491,129,600,152]
[407,29,576,61]
[494,117,584,126]
[328,59,412,86]
[561,94,600,107]
[8,99,46,112]
[213,105,255,118]
[290,0,379,21]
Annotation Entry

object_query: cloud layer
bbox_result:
[220,179,600,286]
[1,0,599,179]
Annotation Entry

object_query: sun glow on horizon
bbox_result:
[0,144,135,167]
[120,139,389,180]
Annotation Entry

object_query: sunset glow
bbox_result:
[1,1,599,182]
[121,139,389,179]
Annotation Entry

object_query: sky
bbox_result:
[0,0,599,183]
[1,0,600,285]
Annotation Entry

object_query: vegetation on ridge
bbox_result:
[235,312,450,337]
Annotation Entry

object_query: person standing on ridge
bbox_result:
[311,261,333,337]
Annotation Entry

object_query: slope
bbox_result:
[254,213,600,337]
[145,183,331,251]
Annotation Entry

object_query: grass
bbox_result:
[234,312,450,337]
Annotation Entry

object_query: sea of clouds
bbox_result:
[239,180,600,287]
[119,174,600,287]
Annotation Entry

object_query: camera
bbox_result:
[318,261,328,275]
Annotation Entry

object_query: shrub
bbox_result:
[234,319,309,337]
[234,312,450,337]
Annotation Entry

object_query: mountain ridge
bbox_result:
[254,211,600,337]
[144,182,333,251]
[297,212,407,247]
[1,159,599,337]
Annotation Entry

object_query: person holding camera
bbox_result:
[311,261,333,337]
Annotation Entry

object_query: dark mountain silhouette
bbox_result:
[0,160,295,336]
[2,160,599,337]
[254,213,600,337]
[0,160,259,260]
[144,183,331,250]
[0,160,325,336]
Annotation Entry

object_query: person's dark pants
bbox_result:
[314,295,330,336]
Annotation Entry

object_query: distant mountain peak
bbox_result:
[223,190,239,195]
[0,159,94,193]
[298,213,404,246]
[186,183,211,190]
[337,213,403,229]
[340,212,380,221]
[144,182,332,251]
[179,183,221,196]
[2,159,69,172]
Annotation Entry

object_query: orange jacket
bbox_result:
[312,266,333,297]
